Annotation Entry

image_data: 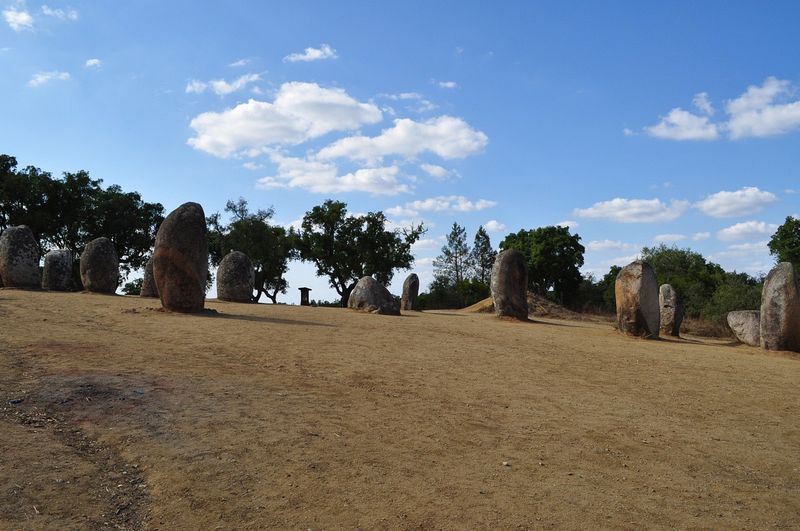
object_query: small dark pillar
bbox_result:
[299,287,312,306]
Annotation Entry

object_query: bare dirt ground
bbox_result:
[1,289,799,529]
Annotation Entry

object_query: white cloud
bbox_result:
[387,195,496,217]
[241,161,263,170]
[716,220,779,241]
[556,220,579,231]
[692,92,714,115]
[692,232,711,241]
[187,82,383,158]
[609,254,642,267]
[84,58,102,68]
[283,43,338,63]
[586,240,637,252]
[317,115,488,164]
[438,81,458,89]
[694,186,777,218]
[574,198,689,223]
[644,108,720,140]
[420,163,455,180]
[653,233,686,243]
[412,236,445,251]
[484,220,506,233]
[185,79,207,94]
[185,73,261,96]
[256,153,408,195]
[785,188,799,195]
[41,5,78,20]
[3,7,33,31]
[710,241,770,261]
[28,71,70,87]
[726,77,800,139]
[380,92,437,113]
[622,127,637,136]
[228,58,251,67]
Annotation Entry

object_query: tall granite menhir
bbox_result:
[401,273,419,310]
[0,225,40,288]
[80,237,119,293]
[615,261,660,338]
[490,249,528,320]
[760,262,800,352]
[140,256,158,298]
[217,251,254,303]
[658,283,683,337]
[154,202,208,313]
[42,250,73,291]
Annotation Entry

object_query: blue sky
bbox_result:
[2,1,799,303]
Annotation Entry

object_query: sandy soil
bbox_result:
[1,289,799,529]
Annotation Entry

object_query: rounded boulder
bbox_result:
[154,202,208,313]
[615,261,660,339]
[490,249,528,320]
[80,237,119,293]
[348,276,400,315]
[727,310,760,347]
[42,250,73,291]
[217,251,254,303]
[401,273,419,311]
[0,225,40,288]
[760,262,800,352]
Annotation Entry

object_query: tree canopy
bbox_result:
[769,216,800,269]
[296,199,424,306]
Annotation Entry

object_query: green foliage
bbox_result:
[296,200,424,306]
[434,222,472,284]
[769,216,800,268]
[499,225,585,305]
[208,198,296,303]
[471,225,496,284]
[575,266,619,313]
[122,278,143,296]
[701,271,763,323]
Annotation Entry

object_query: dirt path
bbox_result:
[1,289,799,529]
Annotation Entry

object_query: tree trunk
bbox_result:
[340,283,355,307]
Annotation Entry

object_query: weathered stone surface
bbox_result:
[615,261,660,339]
[154,202,208,313]
[659,284,683,337]
[42,250,73,291]
[80,237,119,293]
[727,310,760,347]
[760,262,800,352]
[348,276,400,315]
[490,249,528,320]
[0,225,40,288]
[217,251,254,303]
[140,256,158,298]
[401,273,419,311]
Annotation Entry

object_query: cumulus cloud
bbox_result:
[694,186,777,218]
[644,108,720,140]
[574,198,689,223]
[556,220,579,231]
[412,236,445,251]
[420,163,455,180]
[484,220,506,233]
[256,153,408,195]
[585,240,637,252]
[387,195,496,217]
[317,115,488,164]
[726,77,800,139]
[692,92,714,115]
[653,233,686,242]
[84,58,102,68]
[716,220,779,241]
[41,5,77,20]
[3,7,33,31]
[28,71,70,87]
[228,58,251,67]
[283,43,338,63]
[438,81,458,89]
[185,73,261,96]
[692,232,711,241]
[187,82,382,158]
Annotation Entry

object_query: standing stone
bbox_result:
[401,273,420,311]
[491,249,528,320]
[615,261,660,339]
[0,225,40,288]
[348,276,400,315]
[154,202,208,313]
[217,251,254,303]
[80,237,119,293]
[140,256,158,298]
[659,284,683,337]
[760,262,800,352]
[727,310,760,347]
[42,250,73,291]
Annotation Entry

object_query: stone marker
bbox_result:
[217,251,254,303]
[42,250,73,291]
[727,310,760,347]
[0,225,40,288]
[80,237,119,293]
[615,261,660,338]
[401,273,420,311]
[760,262,800,352]
[490,249,528,320]
[140,255,158,298]
[659,283,683,337]
[348,276,400,315]
[153,202,208,313]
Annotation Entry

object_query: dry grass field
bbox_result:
[2,289,799,529]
